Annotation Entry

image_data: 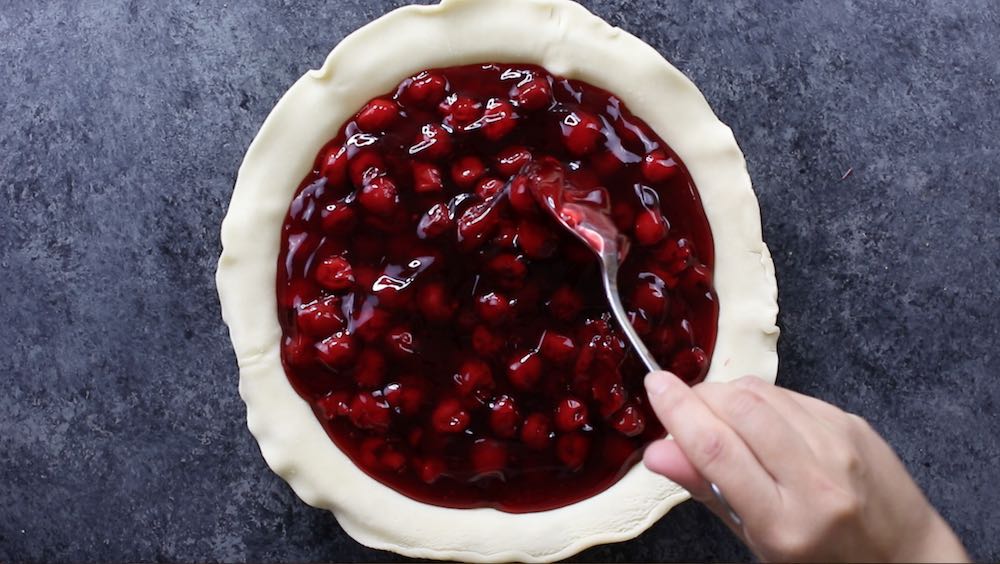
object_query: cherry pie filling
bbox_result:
[276,64,717,512]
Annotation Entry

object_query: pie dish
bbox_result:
[216,0,778,561]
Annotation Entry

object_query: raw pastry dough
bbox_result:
[216,0,778,561]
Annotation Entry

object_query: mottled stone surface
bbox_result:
[1,0,997,561]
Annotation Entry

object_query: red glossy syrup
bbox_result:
[276,64,718,512]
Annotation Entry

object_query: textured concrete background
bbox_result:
[1,0,998,561]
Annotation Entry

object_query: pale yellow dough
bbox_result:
[216,0,779,561]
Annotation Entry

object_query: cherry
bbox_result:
[472,324,504,358]
[486,253,527,283]
[654,237,696,274]
[453,359,494,396]
[451,155,486,189]
[560,111,603,156]
[395,378,428,416]
[634,210,668,246]
[680,264,713,297]
[611,404,646,437]
[548,285,584,322]
[539,331,576,365]
[348,150,385,188]
[315,332,356,368]
[412,161,444,194]
[282,334,313,367]
[380,447,408,472]
[489,395,521,439]
[320,145,348,189]
[417,456,446,484]
[371,279,408,311]
[439,94,482,128]
[358,176,399,217]
[511,76,552,111]
[279,279,319,310]
[359,437,385,468]
[492,221,519,250]
[475,177,505,200]
[556,433,590,469]
[320,201,357,234]
[495,146,532,177]
[610,200,637,233]
[641,149,679,183]
[417,281,457,323]
[470,438,508,478]
[670,347,708,383]
[476,292,513,326]
[456,199,502,251]
[400,71,448,107]
[506,350,542,390]
[554,397,589,432]
[520,413,553,450]
[383,382,403,408]
[650,324,680,355]
[355,98,400,132]
[589,150,624,178]
[385,325,418,358]
[431,398,471,434]
[417,202,455,239]
[316,391,351,419]
[297,295,345,337]
[354,307,391,343]
[314,256,354,292]
[354,348,387,388]
[349,391,391,430]
[479,98,517,141]
[508,176,537,217]
[410,123,453,160]
[627,309,653,336]
[516,219,558,259]
[592,374,627,418]
[632,273,670,318]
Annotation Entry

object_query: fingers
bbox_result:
[732,377,850,451]
[693,380,819,490]
[643,438,750,536]
[643,438,712,499]
[644,371,782,522]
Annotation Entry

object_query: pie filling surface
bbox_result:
[276,63,718,512]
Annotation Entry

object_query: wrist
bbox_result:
[895,511,968,563]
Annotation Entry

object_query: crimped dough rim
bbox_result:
[216,0,779,561]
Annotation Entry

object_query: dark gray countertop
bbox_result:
[1,0,998,562]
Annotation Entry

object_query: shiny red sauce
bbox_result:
[275,63,717,512]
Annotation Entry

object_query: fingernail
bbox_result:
[644,371,673,396]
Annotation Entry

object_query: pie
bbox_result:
[216,0,778,561]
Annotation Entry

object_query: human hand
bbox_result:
[642,371,968,563]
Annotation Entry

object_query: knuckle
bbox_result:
[766,528,814,560]
[692,427,727,469]
[734,374,766,389]
[811,473,863,525]
[692,382,722,399]
[841,413,874,441]
[723,388,766,422]
[826,488,862,523]
[831,445,864,476]
[847,413,873,433]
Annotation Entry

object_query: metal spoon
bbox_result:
[522,159,660,373]
[521,158,743,528]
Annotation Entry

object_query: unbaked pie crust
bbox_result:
[216,0,779,561]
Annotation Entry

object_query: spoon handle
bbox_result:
[601,259,662,374]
